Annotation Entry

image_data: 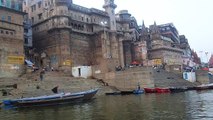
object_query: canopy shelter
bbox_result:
[25,60,34,67]
[131,61,140,65]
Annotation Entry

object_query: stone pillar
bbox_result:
[119,38,125,67]
[103,0,117,31]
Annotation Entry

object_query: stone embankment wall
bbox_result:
[94,67,155,91]
[94,67,198,90]
[196,70,210,84]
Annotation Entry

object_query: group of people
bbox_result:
[115,65,124,71]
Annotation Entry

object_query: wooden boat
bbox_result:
[144,88,157,93]
[169,87,187,93]
[120,91,134,95]
[195,83,213,90]
[187,86,196,90]
[133,89,144,94]
[3,88,98,108]
[155,88,170,93]
[105,90,144,95]
[105,91,121,95]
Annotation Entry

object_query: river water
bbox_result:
[1,90,213,120]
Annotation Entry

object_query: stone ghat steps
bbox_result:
[117,67,152,73]
[152,69,198,87]
[0,72,106,99]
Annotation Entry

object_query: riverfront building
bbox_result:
[22,0,194,74]
[22,0,145,75]
[0,0,26,77]
[0,0,196,77]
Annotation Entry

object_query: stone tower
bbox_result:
[150,21,161,40]
[103,0,117,31]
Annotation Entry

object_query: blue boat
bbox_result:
[3,88,98,108]
[133,83,144,94]
[133,89,144,94]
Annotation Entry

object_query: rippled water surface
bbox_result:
[1,90,213,120]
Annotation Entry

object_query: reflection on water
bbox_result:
[1,90,213,120]
[185,91,213,120]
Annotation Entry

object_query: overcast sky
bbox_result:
[73,0,213,62]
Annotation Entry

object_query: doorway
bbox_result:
[78,68,81,77]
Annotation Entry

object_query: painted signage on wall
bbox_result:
[63,60,71,66]
[7,56,24,64]
[153,59,162,65]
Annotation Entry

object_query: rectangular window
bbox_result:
[33,5,36,11]
[8,16,11,22]
[31,6,33,12]
[0,30,3,34]
[24,28,28,33]
[0,0,5,6]
[1,15,5,21]
[11,0,15,9]
[6,0,11,8]
[15,2,20,10]
[31,17,34,24]
[24,38,28,44]
[38,1,42,8]
[38,13,42,19]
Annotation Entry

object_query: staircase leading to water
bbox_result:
[153,69,198,87]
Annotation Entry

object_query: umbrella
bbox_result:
[131,61,140,65]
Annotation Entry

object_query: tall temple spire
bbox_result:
[141,20,148,34]
[140,20,150,42]
[150,21,161,40]
[142,20,145,28]
[152,21,160,34]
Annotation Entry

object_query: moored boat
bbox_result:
[169,87,187,93]
[3,88,98,108]
[155,88,170,93]
[144,88,157,93]
[133,89,144,94]
[195,83,213,90]
[105,91,121,95]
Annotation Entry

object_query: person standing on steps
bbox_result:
[40,69,45,81]
[137,84,141,90]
